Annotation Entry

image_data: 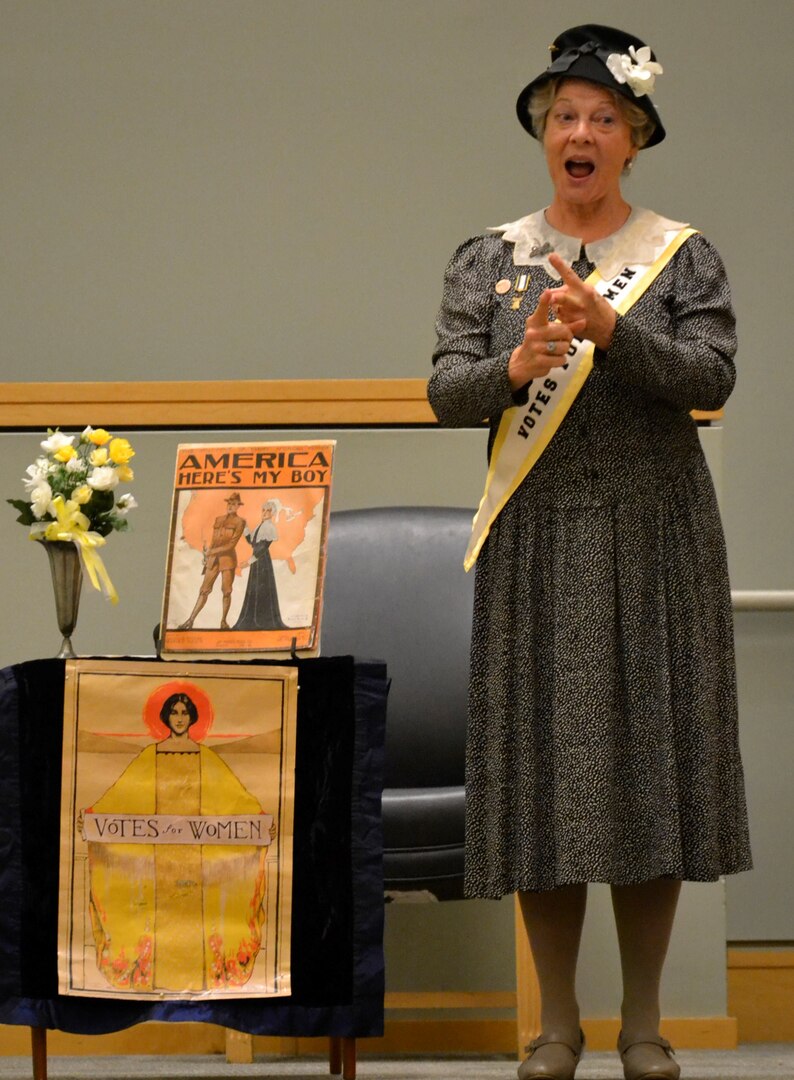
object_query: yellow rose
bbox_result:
[117,464,135,482]
[88,428,112,446]
[89,447,109,467]
[109,437,135,465]
[73,485,93,505]
[54,445,77,463]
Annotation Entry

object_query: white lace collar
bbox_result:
[487,207,689,281]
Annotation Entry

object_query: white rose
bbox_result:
[65,456,85,474]
[41,431,75,454]
[87,465,120,491]
[31,481,54,519]
[22,458,51,491]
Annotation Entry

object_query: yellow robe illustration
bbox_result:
[87,744,268,993]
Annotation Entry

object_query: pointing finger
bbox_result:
[548,252,583,289]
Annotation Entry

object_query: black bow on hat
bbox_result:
[516,24,666,148]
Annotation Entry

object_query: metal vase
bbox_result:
[41,540,83,659]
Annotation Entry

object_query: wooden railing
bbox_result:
[0,379,722,429]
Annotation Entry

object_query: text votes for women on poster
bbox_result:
[58,659,298,1000]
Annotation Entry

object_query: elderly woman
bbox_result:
[427,24,751,1080]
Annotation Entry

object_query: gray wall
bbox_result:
[0,0,791,1000]
[1,0,792,587]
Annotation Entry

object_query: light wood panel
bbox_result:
[0,1010,750,1058]
[0,1023,228,1056]
[247,1015,738,1055]
[0,379,435,428]
[385,990,516,1009]
[728,948,794,1043]
[224,1028,254,1063]
[0,379,723,430]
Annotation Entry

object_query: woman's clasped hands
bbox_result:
[507,251,617,391]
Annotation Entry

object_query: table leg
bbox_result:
[342,1036,356,1080]
[329,1036,342,1074]
[30,1027,47,1080]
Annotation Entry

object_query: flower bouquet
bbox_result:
[8,428,137,654]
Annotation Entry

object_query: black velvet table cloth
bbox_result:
[0,656,387,1038]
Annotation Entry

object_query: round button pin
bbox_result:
[495,279,511,294]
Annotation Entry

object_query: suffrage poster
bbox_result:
[159,441,334,660]
[58,659,298,1000]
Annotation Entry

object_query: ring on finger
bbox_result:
[546,340,556,355]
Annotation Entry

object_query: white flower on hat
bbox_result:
[606,45,663,97]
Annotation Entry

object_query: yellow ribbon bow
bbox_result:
[36,494,119,604]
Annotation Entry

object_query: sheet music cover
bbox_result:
[158,440,334,660]
[58,659,298,1000]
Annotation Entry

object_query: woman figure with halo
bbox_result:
[428,25,751,1080]
[80,682,275,993]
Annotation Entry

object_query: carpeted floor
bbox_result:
[0,1047,793,1080]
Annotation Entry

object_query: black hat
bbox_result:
[516,24,666,148]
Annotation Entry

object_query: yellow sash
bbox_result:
[464,226,698,571]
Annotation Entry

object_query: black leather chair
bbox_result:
[321,506,475,900]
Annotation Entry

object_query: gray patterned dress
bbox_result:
[428,214,752,897]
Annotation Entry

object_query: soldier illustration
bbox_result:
[178,491,246,631]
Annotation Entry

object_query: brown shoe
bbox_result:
[618,1032,680,1080]
[517,1030,584,1080]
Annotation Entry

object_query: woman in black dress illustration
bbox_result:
[234,500,290,630]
